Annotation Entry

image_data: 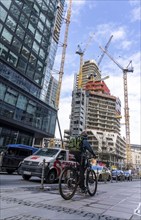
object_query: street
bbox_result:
[0,173,141,220]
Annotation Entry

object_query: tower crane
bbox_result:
[99,45,134,167]
[76,33,94,89]
[54,0,72,149]
[56,0,72,108]
[97,35,113,66]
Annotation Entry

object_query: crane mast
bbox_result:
[76,33,94,89]
[56,0,72,108]
[99,46,133,167]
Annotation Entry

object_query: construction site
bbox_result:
[46,0,136,170]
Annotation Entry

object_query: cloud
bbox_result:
[130,6,141,21]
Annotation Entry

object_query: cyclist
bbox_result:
[70,131,96,193]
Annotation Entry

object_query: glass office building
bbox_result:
[0,0,65,147]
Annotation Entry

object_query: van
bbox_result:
[0,144,38,174]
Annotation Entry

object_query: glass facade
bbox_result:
[0,0,64,147]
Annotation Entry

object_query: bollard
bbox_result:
[40,159,45,190]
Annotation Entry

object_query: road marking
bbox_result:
[134,202,141,216]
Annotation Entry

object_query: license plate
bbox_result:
[23,171,31,175]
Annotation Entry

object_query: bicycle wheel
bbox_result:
[59,167,78,200]
[86,169,97,196]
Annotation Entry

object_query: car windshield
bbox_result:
[34,148,59,157]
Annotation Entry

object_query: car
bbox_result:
[0,144,38,174]
[124,170,133,181]
[111,169,125,181]
[92,165,111,181]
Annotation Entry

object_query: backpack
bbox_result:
[68,136,82,151]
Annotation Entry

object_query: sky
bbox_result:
[54,0,141,145]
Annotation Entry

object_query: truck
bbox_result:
[18,147,76,184]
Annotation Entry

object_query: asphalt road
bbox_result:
[1,173,141,220]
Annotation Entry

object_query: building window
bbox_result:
[26,64,35,79]
[1,0,12,9]
[0,82,6,100]
[21,46,30,60]
[33,41,39,54]
[17,58,27,73]
[16,94,27,110]
[4,87,18,106]
[19,14,28,28]
[29,54,36,66]
[23,3,31,17]
[30,13,38,25]
[12,37,22,52]
[7,51,18,67]
[0,44,9,59]
[1,28,13,44]
[39,48,45,60]
[10,4,20,19]
[14,0,23,8]
[25,34,33,48]
[0,6,7,22]
[35,30,42,43]
[28,23,35,35]
[16,25,25,40]
[5,16,16,32]
[27,100,36,114]
[34,72,42,84]
[38,20,44,32]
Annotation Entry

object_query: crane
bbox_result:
[99,45,134,168]
[97,35,113,66]
[56,0,72,108]
[76,33,94,89]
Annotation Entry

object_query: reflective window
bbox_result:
[39,48,45,60]
[37,60,43,72]
[0,44,9,59]
[46,19,51,29]
[12,37,22,52]
[27,100,36,114]
[26,65,35,79]
[23,4,31,17]
[4,87,18,106]
[25,34,33,48]
[10,4,20,19]
[0,83,6,100]
[35,30,42,43]
[16,25,25,40]
[21,46,30,60]
[30,13,38,25]
[6,16,16,32]
[1,0,12,9]
[17,58,27,73]
[33,41,39,54]
[14,0,23,8]
[0,6,7,22]
[34,72,42,84]
[40,12,45,22]
[7,52,18,66]
[28,23,35,34]
[0,23,2,33]
[37,21,43,32]
[29,54,36,66]
[33,3,40,15]
[1,28,13,44]
[20,14,28,28]
[16,94,27,110]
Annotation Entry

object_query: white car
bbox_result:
[92,165,111,181]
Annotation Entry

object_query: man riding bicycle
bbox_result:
[69,131,96,192]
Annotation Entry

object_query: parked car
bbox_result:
[0,144,38,174]
[111,170,125,181]
[124,170,133,181]
[92,165,111,181]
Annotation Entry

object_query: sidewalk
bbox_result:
[1,180,141,220]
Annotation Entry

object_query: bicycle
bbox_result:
[59,152,97,200]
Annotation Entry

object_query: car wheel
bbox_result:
[98,174,102,181]
[46,170,56,184]
[108,175,111,181]
[6,169,14,174]
[22,174,31,180]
